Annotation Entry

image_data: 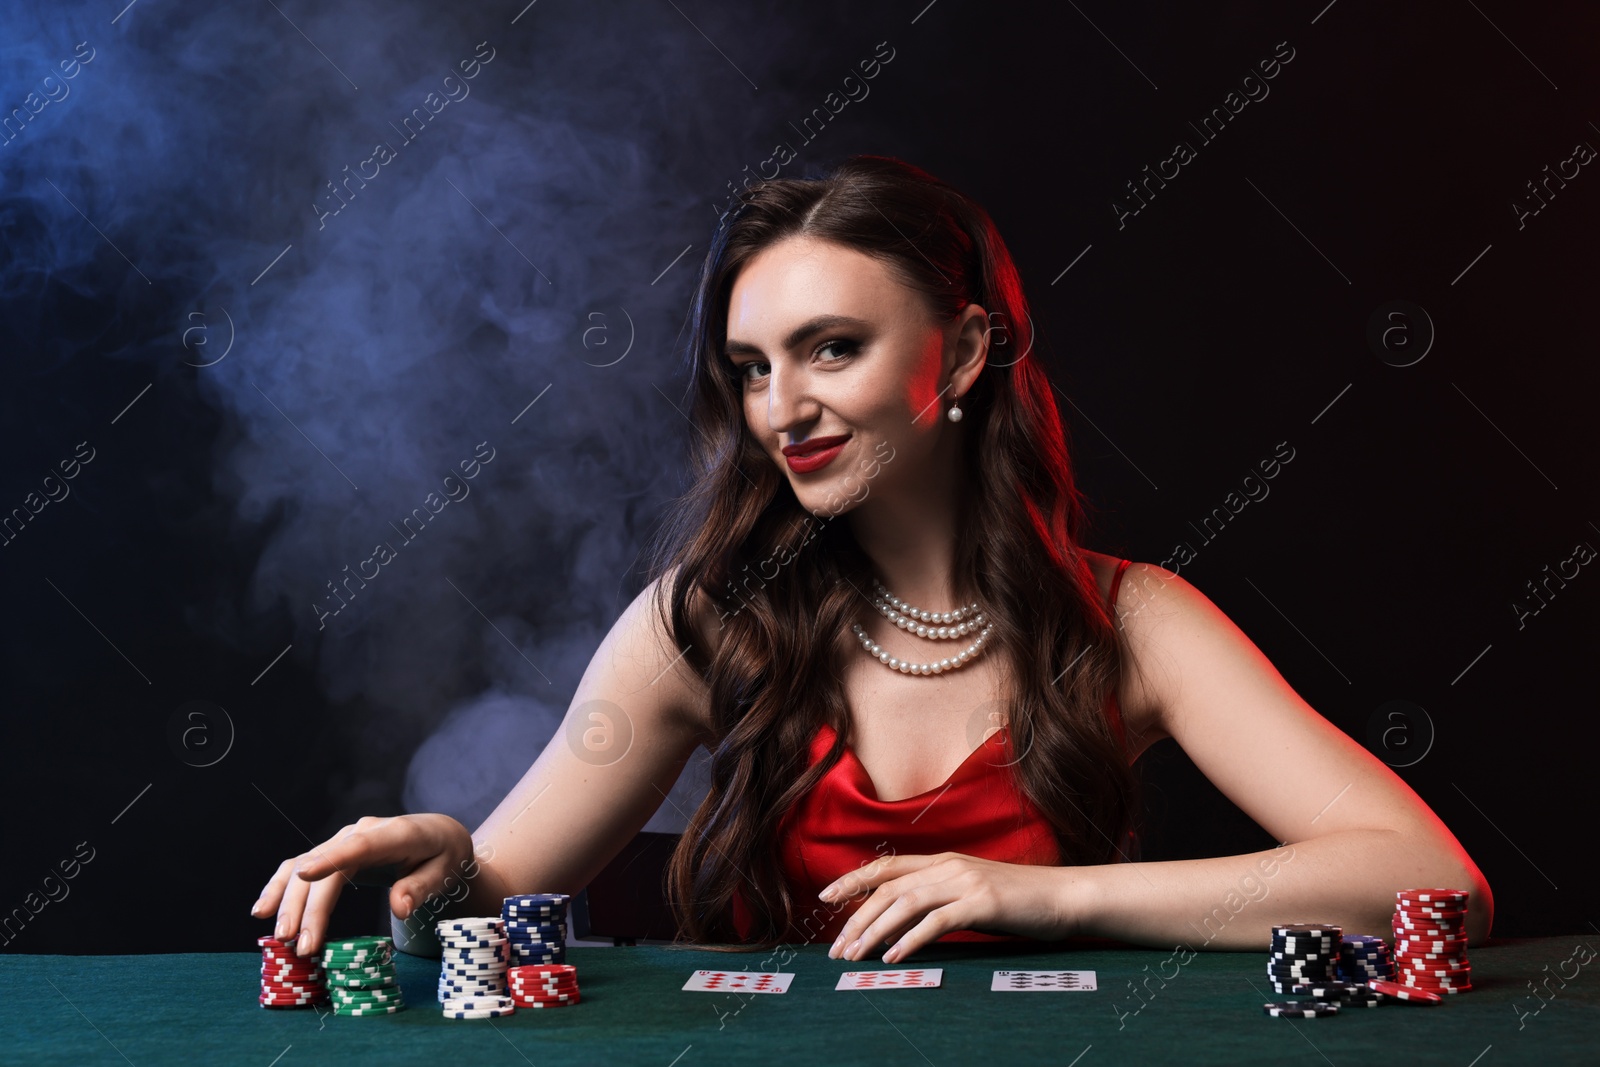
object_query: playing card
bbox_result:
[682,970,794,993]
[990,969,1097,991]
[835,968,944,989]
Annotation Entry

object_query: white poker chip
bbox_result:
[442,995,515,1012]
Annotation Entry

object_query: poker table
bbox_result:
[3,935,1594,1065]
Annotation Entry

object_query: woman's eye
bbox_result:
[737,341,855,383]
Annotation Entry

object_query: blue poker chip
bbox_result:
[504,893,569,906]
[504,920,565,934]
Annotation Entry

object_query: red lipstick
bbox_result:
[782,434,850,474]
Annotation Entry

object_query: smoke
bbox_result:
[2,0,908,833]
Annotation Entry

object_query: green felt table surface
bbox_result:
[2,936,1596,1065]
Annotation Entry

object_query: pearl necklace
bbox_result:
[851,578,994,675]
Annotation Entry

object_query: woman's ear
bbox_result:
[949,303,991,395]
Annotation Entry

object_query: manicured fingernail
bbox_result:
[250,898,263,915]
[818,886,835,902]
[297,931,311,955]
[275,919,287,938]
[846,937,862,959]
[829,934,844,958]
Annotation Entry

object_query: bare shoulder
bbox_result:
[1083,552,1186,756]
[1100,559,1252,754]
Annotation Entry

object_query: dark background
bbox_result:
[2,1,1594,954]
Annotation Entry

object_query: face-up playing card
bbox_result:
[682,970,795,993]
[835,969,944,990]
[991,969,1097,991]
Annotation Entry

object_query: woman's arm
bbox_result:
[429,569,715,920]
[258,568,716,955]
[1066,562,1493,948]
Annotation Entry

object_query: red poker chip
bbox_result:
[511,986,580,996]
[1397,966,1471,979]
[1394,931,1468,941]
[1393,936,1468,949]
[511,996,581,1008]
[1367,979,1442,1004]
[508,964,576,976]
[1395,889,1468,904]
[510,984,579,994]
[1396,964,1470,976]
[1399,963,1472,976]
[1395,947,1465,966]
[1395,954,1470,967]
[1394,906,1466,920]
[1396,954,1470,966]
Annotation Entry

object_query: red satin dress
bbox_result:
[731,559,1133,945]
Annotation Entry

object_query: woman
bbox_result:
[252,155,1491,965]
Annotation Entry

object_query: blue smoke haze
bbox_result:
[2,0,907,833]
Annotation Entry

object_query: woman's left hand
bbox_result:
[819,852,1082,964]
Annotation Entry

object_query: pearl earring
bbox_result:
[947,395,963,423]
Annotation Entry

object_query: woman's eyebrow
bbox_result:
[724,314,872,358]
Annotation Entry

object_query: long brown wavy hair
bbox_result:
[646,154,1140,950]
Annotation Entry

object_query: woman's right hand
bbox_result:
[249,812,477,957]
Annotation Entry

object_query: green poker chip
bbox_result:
[320,953,392,972]
[331,989,403,1004]
[329,935,392,952]
[325,959,395,972]
[333,1002,404,1016]
[328,976,398,990]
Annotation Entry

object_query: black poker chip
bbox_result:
[1264,1000,1341,1018]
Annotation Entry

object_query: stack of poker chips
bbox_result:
[322,935,406,1016]
[258,936,328,1009]
[436,917,511,1008]
[1392,888,1471,995]
[1266,923,1340,995]
[508,963,581,1009]
[501,893,570,966]
[1336,934,1396,983]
